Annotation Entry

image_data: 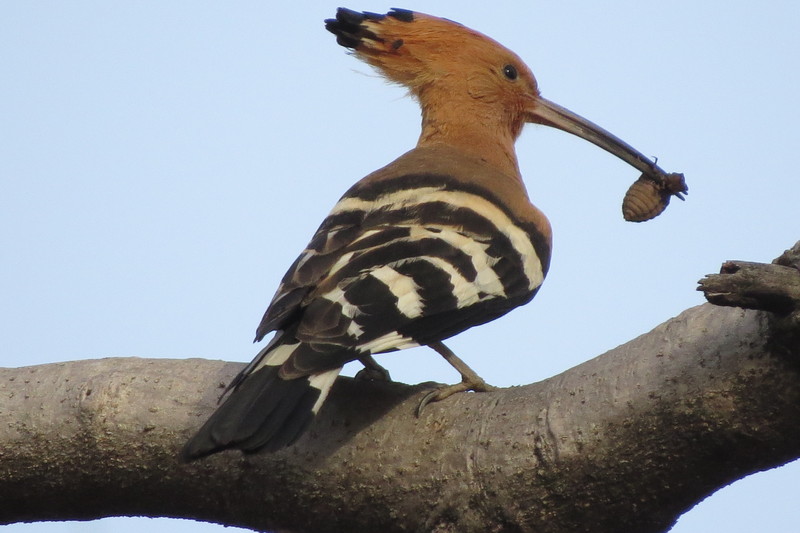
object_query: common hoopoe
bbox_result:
[181,8,684,460]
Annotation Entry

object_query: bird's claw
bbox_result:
[354,365,392,382]
[415,378,497,417]
[355,355,392,382]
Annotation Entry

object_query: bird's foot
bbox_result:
[355,354,392,382]
[416,341,497,416]
[416,377,496,416]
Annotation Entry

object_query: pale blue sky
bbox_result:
[2,1,798,531]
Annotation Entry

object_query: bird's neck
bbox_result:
[416,104,523,180]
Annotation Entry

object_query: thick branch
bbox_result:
[2,300,799,532]
[698,256,800,314]
[697,240,800,346]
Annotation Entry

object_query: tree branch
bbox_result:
[2,246,800,532]
[697,241,800,314]
[698,240,800,347]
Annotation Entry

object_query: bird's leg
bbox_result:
[417,341,497,416]
[355,354,392,382]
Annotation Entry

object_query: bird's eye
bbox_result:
[502,64,518,81]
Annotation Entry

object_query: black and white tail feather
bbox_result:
[179,334,341,460]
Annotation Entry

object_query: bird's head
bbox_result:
[325,9,540,143]
[326,8,684,194]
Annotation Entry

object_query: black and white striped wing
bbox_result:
[255,173,551,379]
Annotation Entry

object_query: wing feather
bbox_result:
[253,173,550,377]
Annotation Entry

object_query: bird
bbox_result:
[180,7,682,461]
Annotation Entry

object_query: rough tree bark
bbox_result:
[1,242,799,533]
